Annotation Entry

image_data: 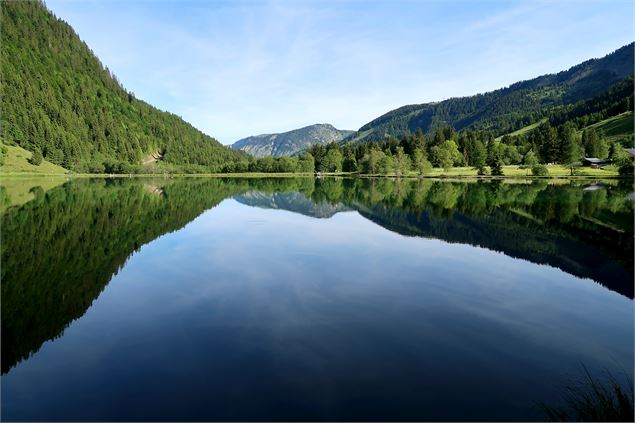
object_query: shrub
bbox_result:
[87,161,106,174]
[490,160,504,176]
[0,145,7,166]
[617,157,634,176]
[29,149,43,166]
[541,367,633,422]
[531,164,549,176]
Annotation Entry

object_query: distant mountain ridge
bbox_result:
[344,43,634,144]
[232,124,354,157]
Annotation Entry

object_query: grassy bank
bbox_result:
[0,143,67,174]
[582,111,634,143]
[1,163,625,180]
[409,164,621,178]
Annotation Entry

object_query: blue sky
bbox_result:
[47,0,633,144]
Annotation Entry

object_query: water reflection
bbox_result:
[238,178,634,300]
[0,177,633,420]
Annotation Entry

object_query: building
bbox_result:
[624,148,635,160]
[582,157,608,168]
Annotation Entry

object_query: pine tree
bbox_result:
[29,149,43,166]
[560,123,582,175]
[472,139,487,174]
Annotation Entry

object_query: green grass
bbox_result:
[496,112,633,144]
[0,142,67,174]
[387,165,619,178]
[582,111,634,142]
[496,119,547,141]
[1,165,620,179]
[541,367,633,422]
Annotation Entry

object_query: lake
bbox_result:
[1,176,633,421]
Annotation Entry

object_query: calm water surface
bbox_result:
[1,177,633,421]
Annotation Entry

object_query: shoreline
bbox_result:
[0,171,630,180]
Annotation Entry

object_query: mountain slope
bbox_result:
[584,112,634,142]
[0,1,246,172]
[346,43,634,144]
[232,124,354,157]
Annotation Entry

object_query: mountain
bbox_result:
[345,43,634,144]
[234,191,351,218]
[0,1,246,173]
[231,124,354,157]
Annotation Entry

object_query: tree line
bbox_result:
[220,78,634,177]
[218,119,633,177]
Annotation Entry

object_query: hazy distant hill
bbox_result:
[232,124,354,157]
[345,43,634,144]
[0,1,246,172]
[234,191,351,218]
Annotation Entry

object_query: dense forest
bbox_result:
[0,1,247,173]
[2,177,632,373]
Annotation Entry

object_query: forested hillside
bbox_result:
[0,1,246,173]
[346,43,634,143]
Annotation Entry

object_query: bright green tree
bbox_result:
[320,148,343,172]
[297,152,315,173]
[360,149,385,174]
[432,140,461,171]
[412,148,432,176]
[393,146,410,177]
[378,154,394,174]
[524,149,539,166]
[560,124,583,175]
[472,140,487,174]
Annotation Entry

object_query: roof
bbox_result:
[624,148,635,157]
[583,157,607,163]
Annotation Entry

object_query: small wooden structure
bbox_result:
[624,148,635,160]
[582,157,608,168]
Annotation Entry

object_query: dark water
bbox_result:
[1,177,633,421]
